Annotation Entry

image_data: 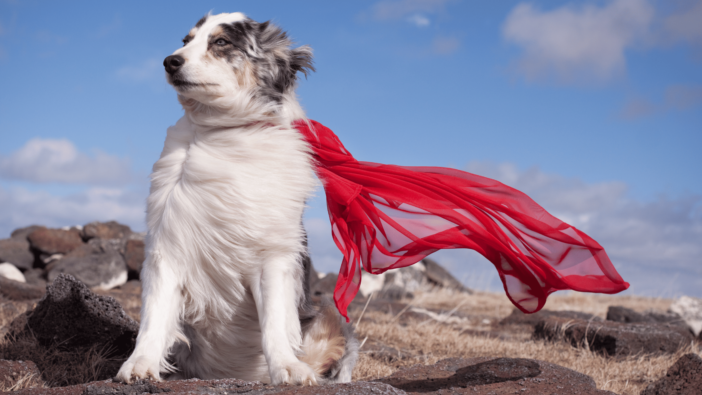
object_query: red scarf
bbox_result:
[295,120,629,321]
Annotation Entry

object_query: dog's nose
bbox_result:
[164,55,185,74]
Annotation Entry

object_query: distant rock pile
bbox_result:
[0,221,145,294]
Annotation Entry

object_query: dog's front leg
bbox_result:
[252,255,317,386]
[117,251,183,383]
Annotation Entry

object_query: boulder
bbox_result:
[421,258,472,293]
[48,238,127,290]
[607,306,687,328]
[0,262,26,282]
[0,275,45,301]
[123,239,145,278]
[669,296,702,338]
[312,273,338,296]
[500,308,601,327]
[0,360,43,389]
[640,353,702,395]
[375,357,614,394]
[81,221,132,241]
[26,274,138,357]
[534,317,693,356]
[22,268,46,287]
[0,238,34,270]
[27,227,83,256]
[10,225,42,241]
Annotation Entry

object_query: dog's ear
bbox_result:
[256,21,314,96]
[290,45,315,79]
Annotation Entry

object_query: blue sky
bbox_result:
[1,0,700,298]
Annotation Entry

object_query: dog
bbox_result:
[116,12,358,385]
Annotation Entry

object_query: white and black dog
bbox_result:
[116,12,357,385]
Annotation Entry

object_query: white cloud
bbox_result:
[0,185,146,237]
[371,0,453,20]
[433,36,460,54]
[618,84,702,119]
[0,138,135,185]
[116,58,163,83]
[407,14,430,27]
[502,0,655,83]
[305,162,702,299]
[663,0,702,46]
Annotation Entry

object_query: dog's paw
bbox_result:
[115,355,162,383]
[270,359,318,386]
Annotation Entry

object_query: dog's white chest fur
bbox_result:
[148,116,316,314]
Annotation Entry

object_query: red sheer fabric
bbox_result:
[295,120,629,321]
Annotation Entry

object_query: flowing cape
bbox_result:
[295,120,629,321]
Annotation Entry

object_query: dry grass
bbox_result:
[0,372,47,392]
[349,289,700,395]
[0,331,126,388]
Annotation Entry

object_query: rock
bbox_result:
[640,353,702,395]
[27,227,83,256]
[669,296,702,338]
[10,225,42,241]
[312,272,338,296]
[22,268,46,287]
[534,317,693,356]
[12,378,407,395]
[0,301,34,338]
[122,239,144,278]
[48,238,127,290]
[0,238,35,270]
[0,360,42,389]
[0,262,26,282]
[421,258,472,293]
[383,264,426,293]
[375,357,614,394]
[376,285,414,300]
[0,275,45,301]
[500,308,601,326]
[607,306,690,334]
[26,274,138,357]
[81,221,132,241]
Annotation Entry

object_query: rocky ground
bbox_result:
[1,222,701,394]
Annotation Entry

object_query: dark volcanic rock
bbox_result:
[641,353,702,395]
[0,359,42,388]
[312,273,338,296]
[0,275,45,301]
[13,378,406,395]
[0,238,34,270]
[607,306,688,330]
[81,221,132,241]
[500,308,601,327]
[27,227,83,256]
[421,258,472,293]
[534,317,693,356]
[48,238,127,289]
[123,239,145,278]
[375,357,614,394]
[10,225,42,241]
[26,274,138,356]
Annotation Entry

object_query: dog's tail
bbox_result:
[298,305,359,383]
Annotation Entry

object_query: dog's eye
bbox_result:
[182,38,191,47]
[215,38,229,46]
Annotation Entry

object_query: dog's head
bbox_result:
[164,13,313,117]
